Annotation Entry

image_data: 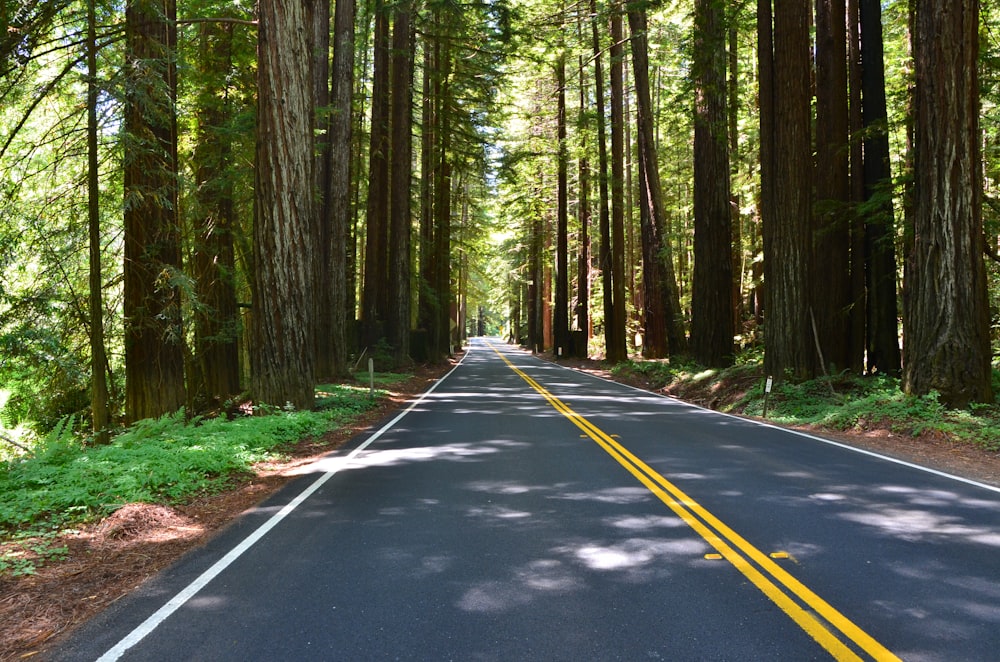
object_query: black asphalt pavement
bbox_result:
[53,338,1000,661]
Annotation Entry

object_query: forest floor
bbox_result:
[5,349,999,661]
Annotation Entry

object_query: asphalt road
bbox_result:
[53,338,1000,661]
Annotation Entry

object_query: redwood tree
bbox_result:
[388,1,414,364]
[191,20,240,408]
[759,0,814,380]
[122,0,186,423]
[607,2,627,363]
[88,0,109,440]
[320,0,355,378]
[690,0,734,367]
[859,0,901,376]
[630,4,686,359]
[813,0,851,372]
[903,0,993,407]
[361,0,391,349]
[252,0,316,409]
[590,0,615,362]
[554,50,571,357]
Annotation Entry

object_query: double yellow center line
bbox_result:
[488,342,899,662]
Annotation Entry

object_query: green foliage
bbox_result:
[0,525,70,577]
[655,364,1000,452]
[611,359,685,388]
[0,382,386,537]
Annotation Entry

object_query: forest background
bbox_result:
[1,0,999,454]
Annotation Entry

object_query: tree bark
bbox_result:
[859,0,901,376]
[576,51,591,349]
[629,5,687,360]
[123,0,186,423]
[388,1,414,364]
[590,0,615,362]
[312,0,333,380]
[690,0,734,367]
[434,44,454,356]
[88,0,109,440]
[252,0,316,410]
[191,20,240,408]
[554,51,571,357]
[607,2,628,363]
[903,0,993,407]
[846,0,868,374]
[361,0,391,349]
[419,26,438,358]
[320,0,354,378]
[759,0,814,380]
[813,0,852,372]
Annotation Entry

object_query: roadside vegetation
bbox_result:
[611,355,1000,453]
[0,374,407,578]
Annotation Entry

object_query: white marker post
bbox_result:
[368,357,375,399]
[763,376,773,418]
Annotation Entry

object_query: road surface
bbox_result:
[53,338,1000,661]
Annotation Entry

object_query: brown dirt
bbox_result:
[0,358,458,662]
[5,349,998,661]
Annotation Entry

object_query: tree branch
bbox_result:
[985,233,1000,264]
[176,17,257,28]
[0,433,32,455]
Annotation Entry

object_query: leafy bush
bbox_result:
[0,382,387,534]
[616,354,1000,452]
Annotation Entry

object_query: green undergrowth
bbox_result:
[0,377,405,575]
[612,359,1000,452]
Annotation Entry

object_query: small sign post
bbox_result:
[763,376,773,418]
[368,358,375,400]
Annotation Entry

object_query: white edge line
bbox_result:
[97,351,469,662]
[511,346,1000,496]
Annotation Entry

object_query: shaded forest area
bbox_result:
[1,0,999,449]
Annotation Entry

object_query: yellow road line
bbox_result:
[487,342,899,662]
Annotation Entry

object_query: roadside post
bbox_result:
[763,376,773,418]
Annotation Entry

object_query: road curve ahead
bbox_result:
[54,338,1000,661]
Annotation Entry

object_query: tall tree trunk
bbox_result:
[690,0,734,367]
[903,0,992,407]
[590,0,614,362]
[253,0,316,409]
[607,2,628,363]
[388,1,414,364]
[576,52,591,350]
[628,3,668,358]
[87,0,109,441]
[629,6,685,358]
[757,0,774,339]
[859,0,901,375]
[554,51,571,357]
[191,20,240,408]
[435,44,454,356]
[321,0,354,378]
[846,0,867,374]
[759,0,814,380]
[419,28,437,357]
[123,0,186,423]
[813,0,852,372]
[727,11,743,335]
[362,0,391,349]
[312,0,334,380]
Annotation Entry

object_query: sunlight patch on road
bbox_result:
[457,559,582,613]
[840,507,1000,547]
[603,515,687,531]
[551,486,651,504]
[559,538,706,572]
